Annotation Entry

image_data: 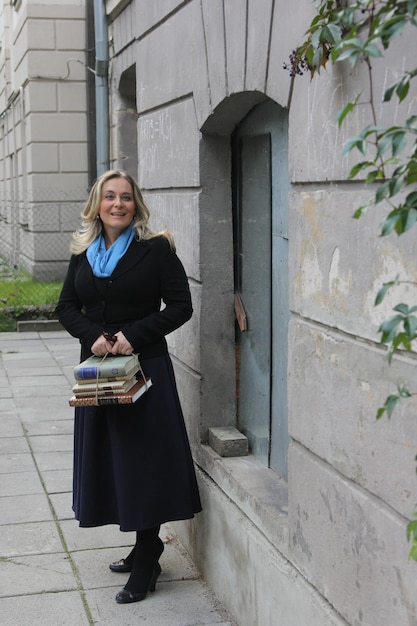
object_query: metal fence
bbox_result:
[0,186,86,331]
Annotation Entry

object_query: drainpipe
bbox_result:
[93,0,109,176]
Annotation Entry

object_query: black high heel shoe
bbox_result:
[109,545,136,573]
[109,558,133,573]
[115,562,161,604]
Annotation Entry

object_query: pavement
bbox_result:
[0,329,235,626]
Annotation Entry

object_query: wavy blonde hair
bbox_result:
[70,169,173,254]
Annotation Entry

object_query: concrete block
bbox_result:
[27,19,55,49]
[135,0,184,38]
[27,143,59,173]
[58,82,87,112]
[26,112,87,143]
[25,51,86,82]
[201,0,227,107]
[136,2,210,125]
[224,0,246,94]
[245,0,273,92]
[59,143,88,172]
[289,27,417,183]
[144,190,200,281]
[55,19,85,50]
[209,427,248,457]
[166,280,199,371]
[138,98,199,189]
[267,0,312,108]
[288,442,417,626]
[288,319,417,518]
[289,186,417,343]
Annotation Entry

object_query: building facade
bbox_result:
[0,0,88,279]
[2,0,417,624]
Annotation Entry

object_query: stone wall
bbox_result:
[108,1,417,624]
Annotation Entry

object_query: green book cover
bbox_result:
[74,354,139,381]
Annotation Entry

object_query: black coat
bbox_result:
[56,236,202,531]
[56,235,193,360]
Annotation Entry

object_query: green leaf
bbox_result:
[405,192,417,208]
[375,181,390,204]
[348,161,372,179]
[375,280,397,306]
[364,42,383,58]
[365,169,384,184]
[393,303,410,315]
[327,22,342,45]
[337,101,356,128]
[378,314,404,341]
[397,76,410,102]
[391,131,408,157]
[353,205,368,219]
[385,394,400,419]
[404,315,417,338]
[402,208,417,233]
[383,83,396,102]
[380,212,400,236]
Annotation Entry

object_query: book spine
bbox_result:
[69,395,134,407]
[74,364,131,380]
[75,367,98,380]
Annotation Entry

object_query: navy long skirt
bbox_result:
[72,354,202,531]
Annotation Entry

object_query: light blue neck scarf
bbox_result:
[86,226,135,277]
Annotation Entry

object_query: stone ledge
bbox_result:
[194,444,289,554]
[17,320,64,333]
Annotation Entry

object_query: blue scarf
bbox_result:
[86,226,135,277]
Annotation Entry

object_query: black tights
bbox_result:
[124,525,163,593]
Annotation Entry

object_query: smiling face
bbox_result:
[98,177,136,244]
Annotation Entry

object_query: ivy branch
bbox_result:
[285,0,417,559]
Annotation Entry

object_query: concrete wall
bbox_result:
[0,0,88,280]
[107,1,417,625]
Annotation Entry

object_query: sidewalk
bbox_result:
[0,330,234,626]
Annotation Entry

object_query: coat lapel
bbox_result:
[110,238,152,279]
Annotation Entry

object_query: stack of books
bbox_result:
[69,354,152,406]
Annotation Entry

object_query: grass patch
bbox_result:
[0,274,63,332]
[0,278,63,308]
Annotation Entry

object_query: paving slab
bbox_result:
[0,453,35,474]
[34,450,73,471]
[49,491,74,520]
[0,470,44,497]
[0,521,64,557]
[0,493,54,525]
[0,330,237,626]
[0,591,91,626]
[0,553,77,597]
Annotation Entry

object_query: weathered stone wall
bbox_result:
[108,1,417,624]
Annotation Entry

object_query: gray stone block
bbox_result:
[208,427,248,457]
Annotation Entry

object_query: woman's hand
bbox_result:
[91,333,115,356]
[110,332,134,356]
[91,331,133,356]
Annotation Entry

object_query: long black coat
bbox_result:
[56,236,202,531]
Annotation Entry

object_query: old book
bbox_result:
[75,374,129,384]
[69,378,152,407]
[71,376,137,396]
[74,354,139,381]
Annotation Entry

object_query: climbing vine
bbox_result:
[284,0,417,559]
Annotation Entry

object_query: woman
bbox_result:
[56,169,202,604]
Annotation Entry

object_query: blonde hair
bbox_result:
[70,169,174,254]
